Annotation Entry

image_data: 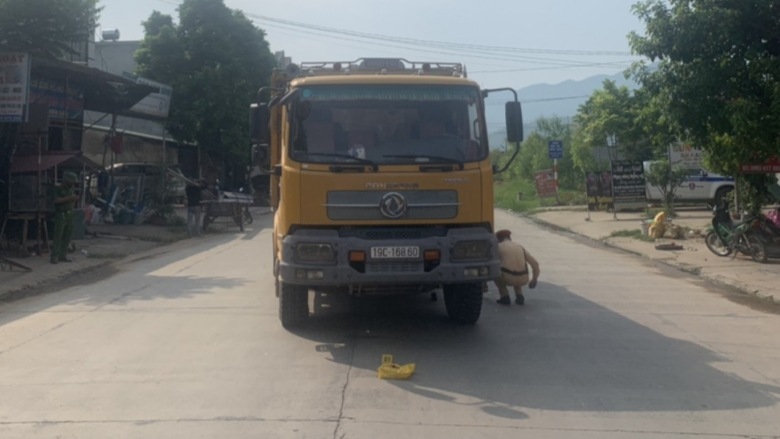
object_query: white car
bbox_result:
[643,161,735,207]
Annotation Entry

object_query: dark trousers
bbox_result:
[51,211,73,262]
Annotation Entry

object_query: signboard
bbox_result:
[534,169,558,199]
[586,171,614,211]
[669,142,703,169]
[610,160,647,209]
[740,157,780,174]
[548,140,563,159]
[0,52,31,122]
[29,77,85,120]
[122,72,173,118]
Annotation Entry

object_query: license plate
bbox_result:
[370,246,420,259]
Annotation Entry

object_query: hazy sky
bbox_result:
[98,0,646,90]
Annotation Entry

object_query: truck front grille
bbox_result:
[364,230,423,240]
[366,261,423,274]
[326,190,458,221]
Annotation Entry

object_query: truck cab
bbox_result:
[251,59,523,328]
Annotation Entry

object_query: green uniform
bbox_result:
[51,184,75,263]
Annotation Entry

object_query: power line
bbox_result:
[153,0,635,65]
[473,62,636,74]
[245,13,634,57]
[259,21,635,69]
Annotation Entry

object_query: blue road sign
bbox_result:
[548,140,564,159]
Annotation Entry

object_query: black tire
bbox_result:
[746,234,768,263]
[443,283,483,325]
[705,231,732,257]
[279,282,309,328]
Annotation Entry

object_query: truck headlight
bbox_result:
[451,240,491,261]
[295,243,336,263]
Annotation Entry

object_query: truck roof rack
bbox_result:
[285,58,467,78]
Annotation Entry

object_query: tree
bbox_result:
[503,116,581,191]
[574,80,653,165]
[629,0,780,213]
[0,0,101,58]
[135,0,276,184]
[645,159,689,216]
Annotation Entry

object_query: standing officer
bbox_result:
[494,229,540,306]
[51,171,79,264]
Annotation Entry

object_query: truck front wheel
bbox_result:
[443,283,483,325]
[279,282,309,328]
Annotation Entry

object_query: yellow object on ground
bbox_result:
[378,354,416,380]
[648,211,667,239]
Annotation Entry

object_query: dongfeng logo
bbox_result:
[379,192,407,219]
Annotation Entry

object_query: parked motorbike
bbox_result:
[705,202,780,262]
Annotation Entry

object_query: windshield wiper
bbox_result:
[383,154,465,171]
[303,152,379,171]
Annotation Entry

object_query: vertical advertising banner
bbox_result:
[586,171,614,211]
[611,160,647,210]
[0,52,31,122]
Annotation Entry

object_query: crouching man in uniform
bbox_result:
[494,229,540,306]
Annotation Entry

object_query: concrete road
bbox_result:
[1,210,779,439]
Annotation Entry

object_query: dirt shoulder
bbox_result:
[520,207,780,306]
[0,207,271,302]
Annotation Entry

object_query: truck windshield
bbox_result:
[288,85,485,166]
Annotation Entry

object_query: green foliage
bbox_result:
[493,179,584,212]
[147,191,175,220]
[135,0,276,165]
[574,79,653,164]
[630,0,780,202]
[167,215,187,228]
[0,0,101,58]
[645,159,689,216]
[500,115,583,191]
[724,174,779,216]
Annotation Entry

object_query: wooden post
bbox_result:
[554,158,559,204]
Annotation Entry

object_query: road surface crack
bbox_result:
[332,334,357,439]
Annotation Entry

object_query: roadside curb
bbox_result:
[0,213,268,303]
[0,260,114,303]
[0,237,188,302]
[511,209,780,307]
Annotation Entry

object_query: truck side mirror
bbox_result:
[505,101,524,144]
[250,103,271,168]
[250,103,271,145]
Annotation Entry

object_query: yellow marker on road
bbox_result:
[378,354,415,380]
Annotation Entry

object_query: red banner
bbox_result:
[740,157,780,174]
[534,169,557,199]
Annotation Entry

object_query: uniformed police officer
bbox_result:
[494,229,541,306]
[51,171,79,264]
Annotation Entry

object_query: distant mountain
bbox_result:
[486,70,639,149]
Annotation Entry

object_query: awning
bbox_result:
[29,56,161,120]
[10,151,103,174]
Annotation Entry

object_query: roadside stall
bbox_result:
[1,151,101,256]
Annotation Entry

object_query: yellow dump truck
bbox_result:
[251,58,523,327]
